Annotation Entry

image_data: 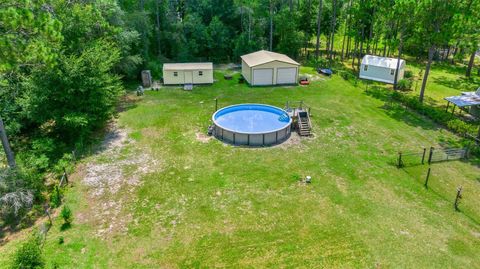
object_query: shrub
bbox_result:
[340,71,355,81]
[0,168,36,225]
[49,186,61,208]
[10,233,44,269]
[404,70,413,79]
[390,90,478,139]
[60,205,72,225]
[397,79,413,91]
[58,236,64,245]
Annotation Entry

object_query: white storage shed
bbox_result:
[163,63,213,85]
[359,55,406,84]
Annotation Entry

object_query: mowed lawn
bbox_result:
[1,68,480,268]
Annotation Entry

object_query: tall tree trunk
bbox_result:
[248,12,252,41]
[346,35,351,59]
[328,0,337,61]
[419,46,435,103]
[315,0,323,59]
[269,1,273,51]
[393,30,404,90]
[289,0,293,13]
[367,8,375,54]
[352,37,358,69]
[466,50,476,77]
[155,0,162,58]
[358,28,364,73]
[445,46,451,61]
[139,0,148,59]
[451,41,460,64]
[341,0,352,61]
[0,116,16,168]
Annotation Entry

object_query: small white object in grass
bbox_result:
[305,176,312,183]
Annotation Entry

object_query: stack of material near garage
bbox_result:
[241,50,300,86]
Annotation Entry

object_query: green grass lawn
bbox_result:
[1,68,479,268]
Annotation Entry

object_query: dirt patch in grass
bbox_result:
[195,132,213,143]
[80,123,160,239]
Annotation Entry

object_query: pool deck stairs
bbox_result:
[297,111,312,136]
[285,101,312,137]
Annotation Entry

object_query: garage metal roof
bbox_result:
[241,50,300,67]
[361,55,405,69]
[163,62,213,71]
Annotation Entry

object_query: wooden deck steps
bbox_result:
[297,111,311,136]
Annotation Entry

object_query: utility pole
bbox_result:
[0,115,16,168]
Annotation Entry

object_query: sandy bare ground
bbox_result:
[79,123,159,239]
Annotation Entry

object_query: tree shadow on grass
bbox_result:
[364,88,439,131]
[433,76,480,92]
[401,167,480,227]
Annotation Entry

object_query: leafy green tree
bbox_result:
[415,0,459,102]
[274,8,303,58]
[206,16,232,61]
[23,40,123,145]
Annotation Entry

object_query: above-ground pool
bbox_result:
[212,104,292,146]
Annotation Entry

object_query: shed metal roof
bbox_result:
[445,88,480,107]
[361,55,405,69]
[163,62,213,71]
[241,50,300,67]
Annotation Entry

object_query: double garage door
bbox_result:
[252,67,297,85]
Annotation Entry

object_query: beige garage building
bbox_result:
[241,50,300,86]
[163,62,213,85]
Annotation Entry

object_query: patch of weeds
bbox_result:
[49,186,62,208]
[60,205,72,231]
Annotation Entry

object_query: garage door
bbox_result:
[253,68,273,85]
[277,67,297,84]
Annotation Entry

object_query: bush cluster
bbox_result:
[391,91,479,138]
[397,79,413,91]
[10,233,44,269]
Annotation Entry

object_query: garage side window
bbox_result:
[199,71,203,76]
[390,69,395,75]
[364,65,368,71]
[174,72,178,77]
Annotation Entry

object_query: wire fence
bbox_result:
[397,146,469,168]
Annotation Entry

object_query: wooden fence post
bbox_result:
[454,186,463,211]
[424,167,431,189]
[397,152,403,168]
[421,147,427,164]
[428,147,434,164]
[63,167,69,184]
[44,205,52,225]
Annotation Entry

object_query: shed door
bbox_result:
[184,71,193,84]
[276,67,297,84]
[253,68,273,85]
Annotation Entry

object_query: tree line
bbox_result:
[0,0,479,227]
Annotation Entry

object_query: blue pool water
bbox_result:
[213,104,291,134]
